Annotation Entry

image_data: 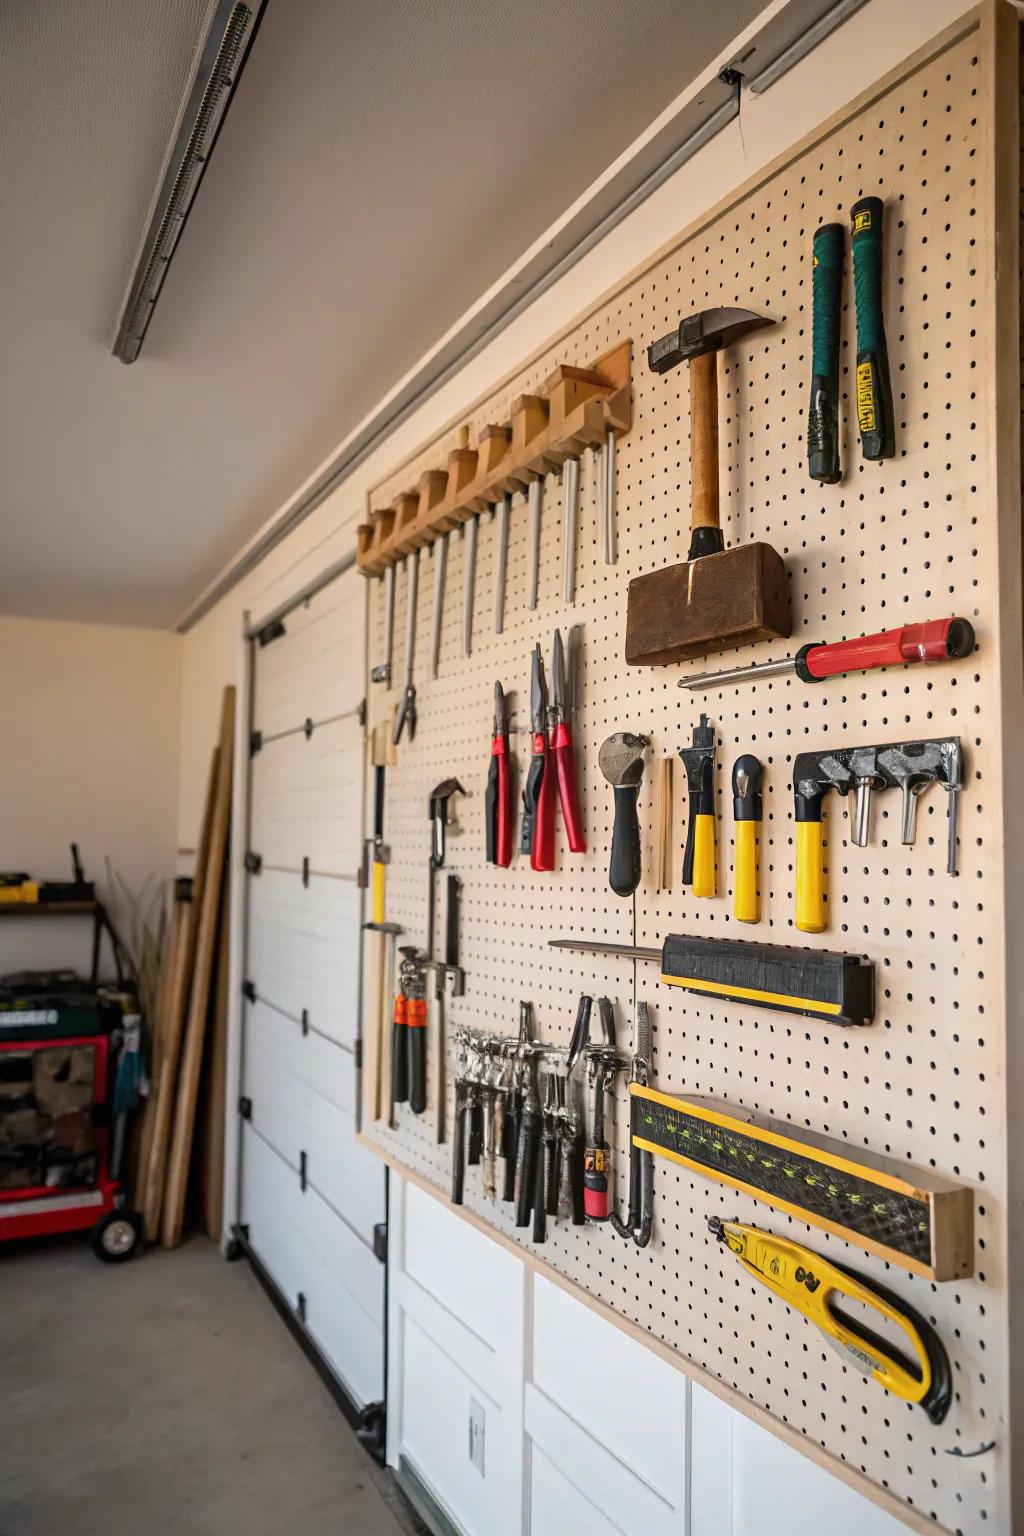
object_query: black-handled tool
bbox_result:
[679,713,716,896]
[451,1080,468,1205]
[514,1069,540,1228]
[851,196,895,461]
[807,222,844,483]
[611,1001,654,1248]
[532,1123,548,1243]
[599,733,650,898]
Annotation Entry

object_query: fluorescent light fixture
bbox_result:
[112,0,266,363]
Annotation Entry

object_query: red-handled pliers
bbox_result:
[486,681,513,867]
[550,627,586,853]
[521,647,556,870]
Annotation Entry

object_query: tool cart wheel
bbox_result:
[91,1209,143,1263]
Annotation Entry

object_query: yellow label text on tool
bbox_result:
[853,209,872,233]
[856,362,876,433]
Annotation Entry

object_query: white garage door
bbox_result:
[238,563,386,1412]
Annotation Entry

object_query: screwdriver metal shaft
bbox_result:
[527,479,543,610]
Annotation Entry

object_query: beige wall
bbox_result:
[0,615,182,977]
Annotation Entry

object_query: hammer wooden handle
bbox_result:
[690,350,719,532]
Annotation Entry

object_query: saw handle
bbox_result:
[609,785,643,898]
[688,350,721,548]
[799,618,976,681]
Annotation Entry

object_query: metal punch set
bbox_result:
[359,195,985,1435]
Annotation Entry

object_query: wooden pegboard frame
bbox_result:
[359,9,1022,1531]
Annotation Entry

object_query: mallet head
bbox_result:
[647,307,775,374]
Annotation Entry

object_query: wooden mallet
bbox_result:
[625,307,791,666]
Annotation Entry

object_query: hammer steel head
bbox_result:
[599,732,650,788]
[647,307,775,375]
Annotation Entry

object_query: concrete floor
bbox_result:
[0,1235,417,1536]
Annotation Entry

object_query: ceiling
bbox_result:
[0,0,763,628]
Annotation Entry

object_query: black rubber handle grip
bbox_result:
[532,1144,547,1243]
[501,1095,518,1202]
[408,1029,427,1114]
[808,221,844,484]
[467,1099,483,1165]
[851,196,895,461]
[569,1133,586,1225]
[544,1133,560,1217]
[609,783,642,897]
[392,1024,408,1104]
[521,754,543,855]
[445,874,460,969]
[451,1090,467,1206]
[514,1108,539,1228]
[485,757,498,864]
[635,1150,654,1248]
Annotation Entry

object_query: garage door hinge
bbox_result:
[353,1038,362,1069]
[257,618,287,648]
[238,1095,253,1120]
[245,850,263,875]
[358,697,366,727]
[303,716,314,740]
[242,979,257,1002]
[299,1150,307,1192]
[301,855,310,887]
[296,1292,307,1324]
[301,1007,309,1036]
[249,729,263,756]
[373,1222,387,1264]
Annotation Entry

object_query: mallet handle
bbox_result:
[689,350,720,536]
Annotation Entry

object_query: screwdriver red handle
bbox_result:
[552,722,586,853]
[799,617,975,681]
[491,736,513,867]
[531,733,556,872]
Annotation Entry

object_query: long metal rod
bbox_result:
[679,654,796,690]
[381,563,396,681]
[430,535,448,677]
[548,938,660,961]
[493,497,510,633]
[745,0,870,95]
[527,479,543,609]
[603,428,617,565]
[462,517,478,656]
[402,551,419,685]
[176,92,740,632]
[562,457,580,605]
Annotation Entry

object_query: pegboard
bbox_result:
[359,15,1019,1532]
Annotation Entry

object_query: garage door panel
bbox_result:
[240,1127,383,1406]
[249,718,363,873]
[242,1022,381,1244]
[244,997,355,1116]
[242,564,382,1417]
[247,870,360,1048]
[253,581,364,738]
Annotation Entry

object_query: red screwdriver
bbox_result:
[679,616,975,691]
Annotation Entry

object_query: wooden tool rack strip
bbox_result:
[355,340,632,573]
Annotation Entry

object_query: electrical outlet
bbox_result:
[468,1397,485,1476]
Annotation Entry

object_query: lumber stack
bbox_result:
[137,686,235,1247]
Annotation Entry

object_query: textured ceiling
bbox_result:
[0,0,763,627]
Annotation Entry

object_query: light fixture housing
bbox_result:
[112,0,266,363]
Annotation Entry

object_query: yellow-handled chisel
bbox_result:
[731,755,761,923]
[679,713,716,897]
[709,1217,952,1422]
